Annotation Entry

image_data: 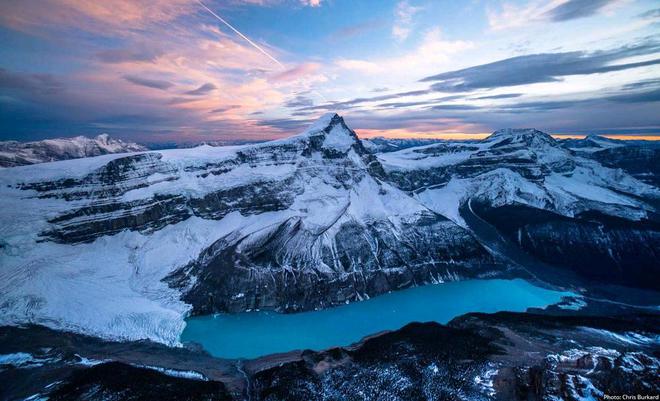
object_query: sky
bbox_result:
[0,0,659,144]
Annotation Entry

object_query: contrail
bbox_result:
[196,0,284,69]
[195,0,328,103]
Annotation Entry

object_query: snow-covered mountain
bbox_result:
[0,116,658,346]
[560,135,660,186]
[379,128,660,290]
[379,129,657,222]
[361,137,446,153]
[0,134,147,167]
[0,114,495,345]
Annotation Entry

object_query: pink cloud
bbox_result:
[0,0,194,33]
[271,63,322,81]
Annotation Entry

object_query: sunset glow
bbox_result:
[1,0,658,143]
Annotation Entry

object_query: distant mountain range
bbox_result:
[360,137,447,153]
[0,134,147,167]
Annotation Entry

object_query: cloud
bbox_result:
[295,89,432,112]
[185,83,217,95]
[334,59,381,74]
[429,104,479,110]
[473,93,522,100]
[392,1,422,41]
[638,8,660,20]
[487,0,622,30]
[300,0,321,6]
[255,117,312,131]
[606,88,660,103]
[420,41,660,92]
[328,19,384,41]
[0,68,64,95]
[285,94,314,108]
[210,105,240,113]
[123,75,174,90]
[620,79,660,91]
[376,95,465,109]
[334,28,473,79]
[543,0,617,22]
[96,47,163,64]
[0,0,193,34]
[271,62,322,81]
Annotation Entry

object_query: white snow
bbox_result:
[0,352,36,367]
[322,123,355,152]
[133,364,208,381]
[0,210,294,345]
[473,365,498,397]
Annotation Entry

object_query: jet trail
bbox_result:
[196,0,284,69]
[195,0,328,103]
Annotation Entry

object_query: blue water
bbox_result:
[181,279,572,359]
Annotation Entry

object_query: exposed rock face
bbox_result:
[170,212,493,314]
[47,362,233,401]
[0,134,147,167]
[472,203,660,290]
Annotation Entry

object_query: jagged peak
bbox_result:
[301,112,361,153]
[304,113,348,135]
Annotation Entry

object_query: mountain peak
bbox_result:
[302,113,361,153]
[486,128,556,146]
[305,113,343,133]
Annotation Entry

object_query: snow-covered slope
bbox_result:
[0,114,495,345]
[0,134,147,167]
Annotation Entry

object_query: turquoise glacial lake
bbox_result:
[181,279,573,359]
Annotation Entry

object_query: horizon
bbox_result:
[1,0,659,143]
[4,111,660,145]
